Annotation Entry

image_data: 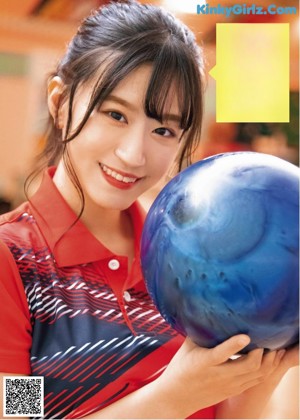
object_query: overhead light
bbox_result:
[163,0,206,14]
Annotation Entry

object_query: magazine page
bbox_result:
[0,0,298,419]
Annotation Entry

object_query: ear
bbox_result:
[47,76,65,128]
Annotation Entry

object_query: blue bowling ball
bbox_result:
[141,152,299,353]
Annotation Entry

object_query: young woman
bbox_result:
[0,1,298,418]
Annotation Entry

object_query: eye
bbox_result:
[154,127,176,138]
[108,111,127,123]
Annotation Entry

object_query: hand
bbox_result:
[155,335,286,416]
[278,344,299,370]
[214,344,299,419]
[264,343,299,383]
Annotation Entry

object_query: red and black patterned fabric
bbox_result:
[0,168,214,419]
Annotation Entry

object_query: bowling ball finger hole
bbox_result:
[142,153,299,352]
[168,196,203,227]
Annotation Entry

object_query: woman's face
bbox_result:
[51,65,183,212]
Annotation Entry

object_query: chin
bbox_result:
[91,195,136,211]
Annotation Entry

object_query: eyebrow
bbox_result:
[105,95,136,111]
[105,94,182,124]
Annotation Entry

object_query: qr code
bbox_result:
[3,376,44,418]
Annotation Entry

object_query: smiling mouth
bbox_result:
[100,163,140,184]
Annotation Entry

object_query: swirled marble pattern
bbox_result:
[141,152,299,353]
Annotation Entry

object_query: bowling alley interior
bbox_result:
[0,0,299,417]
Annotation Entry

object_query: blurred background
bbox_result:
[0,0,299,212]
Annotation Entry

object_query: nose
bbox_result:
[114,124,147,168]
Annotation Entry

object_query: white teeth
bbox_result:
[101,164,137,184]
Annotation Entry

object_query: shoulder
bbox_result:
[0,202,44,269]
[0,201,29,228]
[0,238,28,311]
[0,201,34,244]
[0,224,32,318]
[0,235,24,278]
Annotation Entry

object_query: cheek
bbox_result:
[149,144,180,178]
[67,123,107,157]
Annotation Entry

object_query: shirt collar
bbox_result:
[29,167,146,269]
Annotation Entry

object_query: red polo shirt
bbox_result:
[0,167,215,419]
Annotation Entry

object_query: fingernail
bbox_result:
[238,336,250,346]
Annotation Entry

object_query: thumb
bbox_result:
[209,335,251,365]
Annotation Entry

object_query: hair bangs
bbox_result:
[144,42,195,132]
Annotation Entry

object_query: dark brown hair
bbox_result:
[27,0,204,213]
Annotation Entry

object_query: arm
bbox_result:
[83,336,285,419]
[0,240,32,374]
[262,367,299,419]
[216,345,299,419]
[0,241,32,418]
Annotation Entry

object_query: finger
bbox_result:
[209,335,251,366]
[238,375,265,394]
[243,350,277,377]
[269,349,284,369]
[279,345,299,370]
[226,348,264,375]
[231,350,281,385]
